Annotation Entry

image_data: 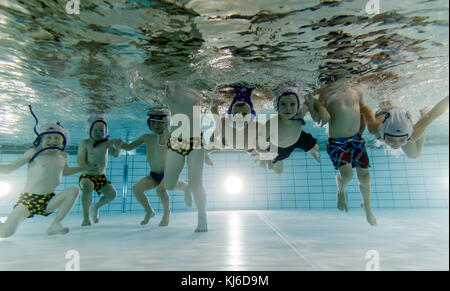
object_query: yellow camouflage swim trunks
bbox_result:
[167,133,204,156]
[14,192,55,218]
[79,174,111,194]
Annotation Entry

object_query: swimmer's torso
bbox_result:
[23,149,67,194]
[272,116,304,148]
[144,133,168,172]
[81,138,109,175]
[166,82,202,137]
[322,87,362,138]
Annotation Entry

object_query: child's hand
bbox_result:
[110,138,123,146]
[320,112,331,127]
[305,94,315,108]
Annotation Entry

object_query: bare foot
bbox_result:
[91,206,99,224]
[310,151,321,163]
[81,218,91,227]
[47,223,69,235]
[362,204,377,226]
[336,174,349,212]
[140,210,155,225]
[159,213,170,227]
[195,215,208,232]
[337,192,349,212]
[320,112,331,127]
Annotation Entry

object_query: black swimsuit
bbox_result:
[272,131,317,163]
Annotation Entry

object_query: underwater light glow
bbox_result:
[0,181,11,197]
[225,176,242,195]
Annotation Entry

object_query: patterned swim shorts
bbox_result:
[167,134,204,156]
[79,174,111,194]
[327,134,370,170]
[14,192,55,218]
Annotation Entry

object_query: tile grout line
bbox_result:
[257,212,318,271]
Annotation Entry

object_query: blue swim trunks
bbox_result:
[150,171,165,185]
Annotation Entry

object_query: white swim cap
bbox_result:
[39,120,70,148]
[88,114,108,137]
[274,86,303,112]
[88,114,107,127]
[379,108,414,140]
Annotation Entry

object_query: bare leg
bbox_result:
[307,144,321,163]
[133,177,158,225]
[92,184,117,224]
[204,152,214,166]
[163,150,186,191]
[45,186,80,235]
[80,179,94,226]
[0,205,30,238]
[356,168,377,226]
[156,185,170,227]
[336,164,353,212]
[269,160,284,174]
[187,149,208,232]
[174,180,192,207]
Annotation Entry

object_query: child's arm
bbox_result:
[402,137,425,159]
[360,105,381,136]
[120,135,147,151]
[143,79,201,106]
[0,148,36,174]
[402,95,449,159]
[299,101,309,117]
[108,138,122,158]
[409,95,449,143]
[359,110,367,134]
[304,95,320,122]
[314,98,330,126]
[63,162,99,176]
[63,165,85,176]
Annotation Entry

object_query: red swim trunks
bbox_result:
[326,134,370,170]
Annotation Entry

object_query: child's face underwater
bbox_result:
[149,120,167,134]
[278,94,299,119]
[41,134,64,148]
[385,135,408,149]
[230,103,252,124]
[91,122,107,141]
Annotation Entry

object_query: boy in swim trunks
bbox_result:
[261,86,321,174]
[119,108,193,226]
[313,81,377,226]
[77,115,122,226]
[0,121,98,237]
[361,95,448,158]
[142,79,208,232]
